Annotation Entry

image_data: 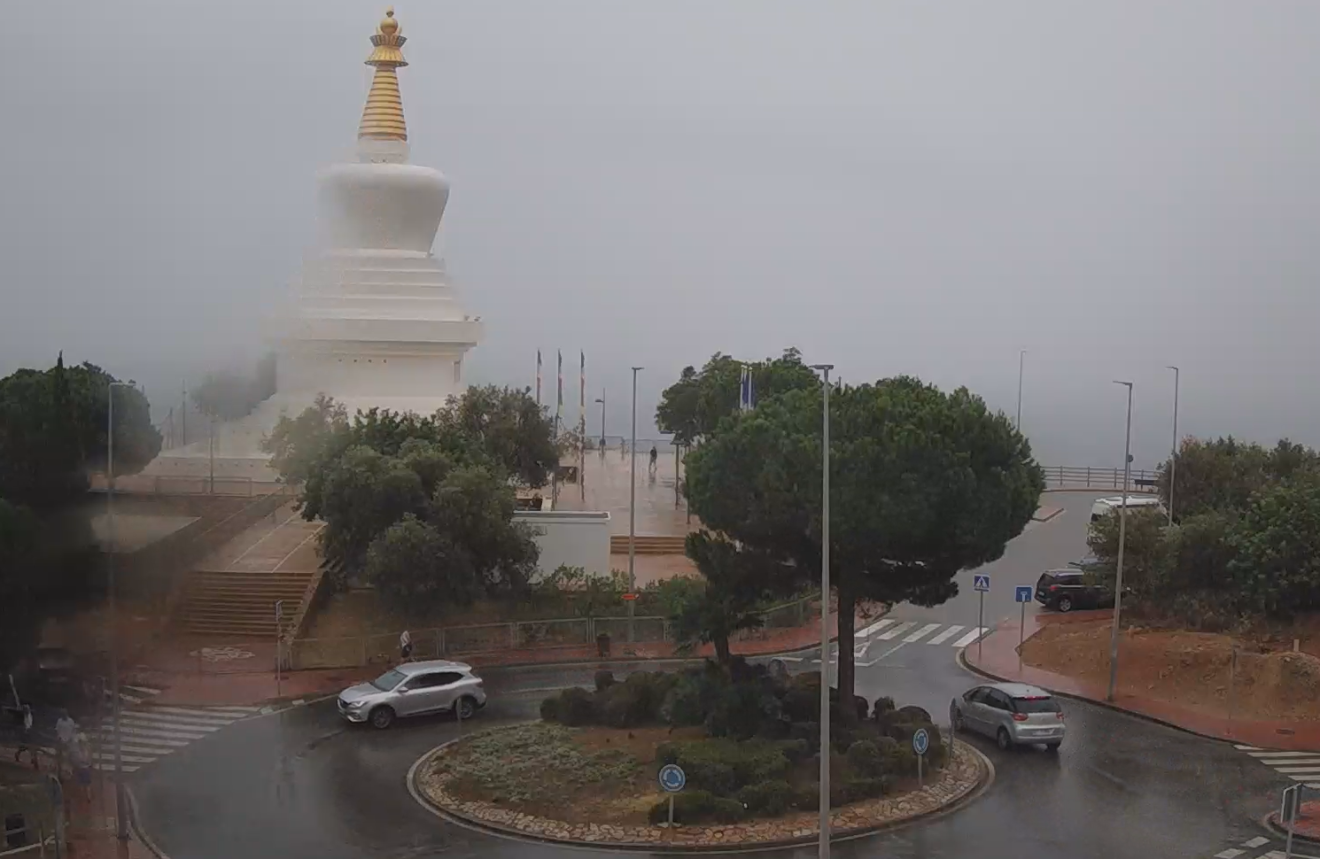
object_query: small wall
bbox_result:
[513,510,612,579]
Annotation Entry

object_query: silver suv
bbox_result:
[950,682,1065,751]
[338,660,486,729]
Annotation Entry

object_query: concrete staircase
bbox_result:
[609,534,688,555]
[178,570,317,639]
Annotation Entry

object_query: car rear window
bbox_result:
[1037,571,1079,585]
[1012,696,1061,713]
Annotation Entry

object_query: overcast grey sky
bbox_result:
[3,1,1319,469]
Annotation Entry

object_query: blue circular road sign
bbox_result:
[658,763,686,793]
[912,728,930,756]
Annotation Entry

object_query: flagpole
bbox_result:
[580,351,586,503]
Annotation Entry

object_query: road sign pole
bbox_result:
[668,794,675,827]
[917,751,923,789]
[1019,601,1025,670]
[1284,785,1301,859]
[977,591,985,663]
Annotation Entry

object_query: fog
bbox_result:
[3,1,1319,470]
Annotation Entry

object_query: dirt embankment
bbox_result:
[1020,618,1320,722]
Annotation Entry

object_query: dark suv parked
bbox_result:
[1034,568,1113,612]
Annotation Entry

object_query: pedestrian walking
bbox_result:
[399,630,413,662]
[648,445,658,475]
[54,709,77,775]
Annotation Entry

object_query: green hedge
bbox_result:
[646,790,746,825]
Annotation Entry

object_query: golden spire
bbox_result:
[357,8,409,142]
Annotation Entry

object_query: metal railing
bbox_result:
[0,822,54,858]
[89,473,291,497]
[287,593,819,671]
[1041,465,1161,491]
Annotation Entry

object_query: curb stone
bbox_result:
[406,724,993,852]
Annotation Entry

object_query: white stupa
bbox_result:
[280,6,482,416]
[145,8,481,481]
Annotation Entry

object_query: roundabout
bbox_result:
[407,725,990,850]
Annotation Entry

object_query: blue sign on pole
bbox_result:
[973,574,991,592]
[658,763,686,793]
[912,728,930,756]
[1015,585,1033,603]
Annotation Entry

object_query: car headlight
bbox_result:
[347,700,367,709]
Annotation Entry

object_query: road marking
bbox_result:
[775,656,804,663]
[107,716,221,734]
[92,752,157,764]
[123,684,162,695]
[1249,751,1320,759]
[928,625,965,645]
[1274,766,1320,774]
[856,618,896,638]
[113,743,179,756]
[1242,837,1270,848]
[110,710,233,727]
[903,622,942,643]
[1213,849,1243,858]
[104,725,211,741]
[878,622,916,641]
[953,627,987,648]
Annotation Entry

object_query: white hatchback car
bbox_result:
[337,660,486,729]
[950,682,1065,751]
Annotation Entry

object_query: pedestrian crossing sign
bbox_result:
[973,574,991,592]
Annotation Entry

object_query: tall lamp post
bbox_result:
[1167,366,1180,525]
[808,363,833,859]
[106,381,133,840]
[627,367,642,643]
[595,390,606,451]
[1016,349,1026,431]
[1107,380,1134,703]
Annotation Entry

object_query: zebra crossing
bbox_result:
[793,618,988,666]
[1236,744,1320,789]
[2,684,258,774]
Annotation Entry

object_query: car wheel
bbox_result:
[996,727,1013,751]
[949,704,962,733]
[369,706,395,729]
[1057,595,1074,613]
[1045,741,1062,753]
[455,696,476,720]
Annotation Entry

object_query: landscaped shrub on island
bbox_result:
[536,659,948,825]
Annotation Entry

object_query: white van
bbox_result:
[1090,495,1165,522]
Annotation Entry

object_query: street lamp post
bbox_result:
[106,381,132,841]
[809,363,833,859]
[1107,380,1134,703]
[628,367,642,643]
[595,389,606,451]
[1016,350,1026,431]
[1167,366,1180,525]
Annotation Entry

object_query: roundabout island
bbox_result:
[407,667,990,850]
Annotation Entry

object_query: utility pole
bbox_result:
[628,367,642,643]
[106,382,131,841]
[1016,350,1026,431]
[1167,365,1180,525]
[809,363,833,859]
[596,390,606,451]
[1107,380,1134,703]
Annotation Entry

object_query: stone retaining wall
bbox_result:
[412,732,988,850]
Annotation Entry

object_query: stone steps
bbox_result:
[608,535,687,555]
[179,570,316,638]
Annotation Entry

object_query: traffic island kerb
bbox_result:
[406,725,992,851]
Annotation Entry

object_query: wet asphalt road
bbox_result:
[131,493,1296,859]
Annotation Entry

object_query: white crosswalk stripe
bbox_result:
[811,620,992,663]
[1241,748,1320,787]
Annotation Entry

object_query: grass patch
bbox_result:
[433,723,644,812]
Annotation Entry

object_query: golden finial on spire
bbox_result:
[358,7,409,142]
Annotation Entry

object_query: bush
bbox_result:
[871,696,895,719]
[840,776,890,803]
[891,705,931,725]
[594,670,616,691]
[646,790,746,825]
[795,784,820,811]
[707,679,782,740]
[781,673,819,722]
[845,740,883,778]
[552,687,595,726]
[737,780,795,817]
[539,695,559,722]
[661,738,793,795]
[880,740,917,777]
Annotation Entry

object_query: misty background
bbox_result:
[3,0,1318,470]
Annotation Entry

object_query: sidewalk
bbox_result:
[128,606,875,707]
[966,611,1320,752]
